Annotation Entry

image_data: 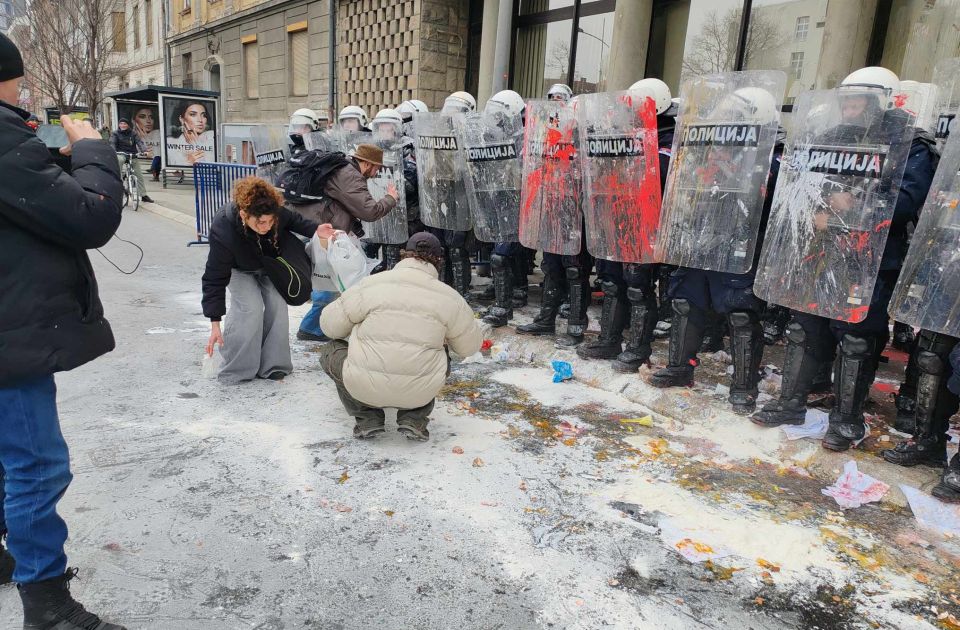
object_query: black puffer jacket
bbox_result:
[201,202,319,321]
[0,100,123,387]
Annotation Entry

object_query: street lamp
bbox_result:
[576,26,609,91]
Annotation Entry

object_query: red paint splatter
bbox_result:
[846,305,870,322]
[872,381,897,394]
[807,303,818,310]
[874,219,892,233]
[893,93,909,109]
[843,230,872,254]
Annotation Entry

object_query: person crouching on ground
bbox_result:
[203,176,332,383]
[319,232,482,440]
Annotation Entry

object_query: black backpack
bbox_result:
[277,150,350,204]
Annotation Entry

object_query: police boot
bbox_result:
[372,244,401,274]
[577,282,628,360]
[556,267,588,347]
[511,253,529,308]
[894,342,920,434]
[882,333,955,468]
[517,271,561,335]
[728,311,764,415]
[822,335,876,452]
[892,321,916,352]
[700,311,725,353]
[650,299,705,388]
[483,254,514,328]
[613,287,659,373]
[0,535,14,585]
[810,358,834,395]
[19,568,127,630]
[449,247,472,297]
[933,453,960,503]
[752,322,821,427]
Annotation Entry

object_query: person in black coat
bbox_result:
[202,176,328,383]
[0,33,127,630]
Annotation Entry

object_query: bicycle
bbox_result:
[118,152,148,211]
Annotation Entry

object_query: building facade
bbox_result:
[111,0,167,90]
[163,0,960,126]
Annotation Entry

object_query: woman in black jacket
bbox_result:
[202,176,330,383]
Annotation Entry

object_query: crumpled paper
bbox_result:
[821,460,889,509]
[781,409,829,440]
[901,484,960,537]
[552,360,573,383]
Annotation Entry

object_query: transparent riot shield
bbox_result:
[577,90,661,263]
[933,58,960,148]
[754,88,917,323]
[412,112,471,231]
[251,125,292,185]
[303,130,340,153]
[518,99,582,255]
[457,110,523,243]
[364,137,409,246]
[655,70,786,273]
[889,131,960,336]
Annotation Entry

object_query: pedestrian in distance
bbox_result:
[202,176,334,383]
[319,232,482,441]
[0,32,128,630]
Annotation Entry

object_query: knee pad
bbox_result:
[566,267,581,282]
[626,286,653,304]
[490,253,508,270]
[784,321,807,345]
[728,310,758,331]
[600,280,619,299]
[672,298,691,317]
[840,334,871,359]
[917,350,946,376]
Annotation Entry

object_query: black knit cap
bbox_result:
[0,33,25,83]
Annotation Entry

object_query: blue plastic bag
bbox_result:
[552,360,573,383]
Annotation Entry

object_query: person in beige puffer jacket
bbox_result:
[319,232,482,441]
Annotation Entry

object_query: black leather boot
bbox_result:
[752,321,821,427]
[728,310,764,415]
[483,254,514,328]
[19,568,126,630]
[933,453,960,503]
[883,332,957,467]
[613,286,659,372]
[517,271,562,335]
[822,335,876,452]
[557,267,588,347]
[650,299,705,388]
[577,281,628,359]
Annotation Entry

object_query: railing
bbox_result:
[190,162,256,246]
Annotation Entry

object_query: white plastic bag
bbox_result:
[327,233,370,292]
[201,347,222,379]
[309,234,337,292]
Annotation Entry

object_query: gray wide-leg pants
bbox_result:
[219,270,293,384]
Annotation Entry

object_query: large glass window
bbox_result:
[880,0,960,82]
[520,0,574,15]
[514,19,573,98]
[573,13,613,94]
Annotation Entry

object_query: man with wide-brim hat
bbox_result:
[315,142,397,236]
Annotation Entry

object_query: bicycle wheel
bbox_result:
[130,174,141,211]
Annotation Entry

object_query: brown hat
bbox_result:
[353,143,384,166]
[405,232,442,258]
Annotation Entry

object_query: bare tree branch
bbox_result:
[681,8,786,80]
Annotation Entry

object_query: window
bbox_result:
[182,0,192,12]
[133,5,140,49]
[795,16,809,41]
[181,52,193,88]
[145,0,153,45]
[288,25,308,97]
[243,37,259,98]
[790,51,804,79]
[514,19,572,98]
[111,12,126,52]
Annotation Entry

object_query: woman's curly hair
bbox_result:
[233,176,284,217]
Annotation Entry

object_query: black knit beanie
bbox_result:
[0,33,25,82]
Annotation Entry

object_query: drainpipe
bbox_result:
[328,0,337,124]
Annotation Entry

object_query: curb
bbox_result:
[140,202,196,230]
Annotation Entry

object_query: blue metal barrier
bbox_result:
[189,162,256,246]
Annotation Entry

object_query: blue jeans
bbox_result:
[0,375,72,583]
[299,290,336,337]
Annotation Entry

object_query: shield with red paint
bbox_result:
[889,130,960,337]
[576,90,661,263]
[457,107,524,243]
[412,111,472,232]
[518,99,582,255]
[656,70,786,274]
[754,87,917,323]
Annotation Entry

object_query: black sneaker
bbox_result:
[296,330,329,342]
[19,568,126,630]
[397,423,430,442]
[265,372,286,381]
[141,195,154,203]
[353,423,386,439]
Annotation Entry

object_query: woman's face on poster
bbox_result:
[135,108,155,134]
[180,103,208,134]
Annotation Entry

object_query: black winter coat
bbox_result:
[201,203,319,321]
[0,101,123,387]
[109,127,144,155]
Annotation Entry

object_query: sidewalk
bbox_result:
[139,178,199,232]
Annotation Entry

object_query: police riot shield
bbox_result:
[518,99,582,255]
[251,125,292,185]
[577,90,661,263]
[754,88,917,323]
[412,112,471,231]
[889,131,960,336]
[933,58,960,148]
[303,129,340,153]
[655,71,786,273]
[457,110,523,243]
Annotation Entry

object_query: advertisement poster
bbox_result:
[116,101,162,158]
[159,95,217,168]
